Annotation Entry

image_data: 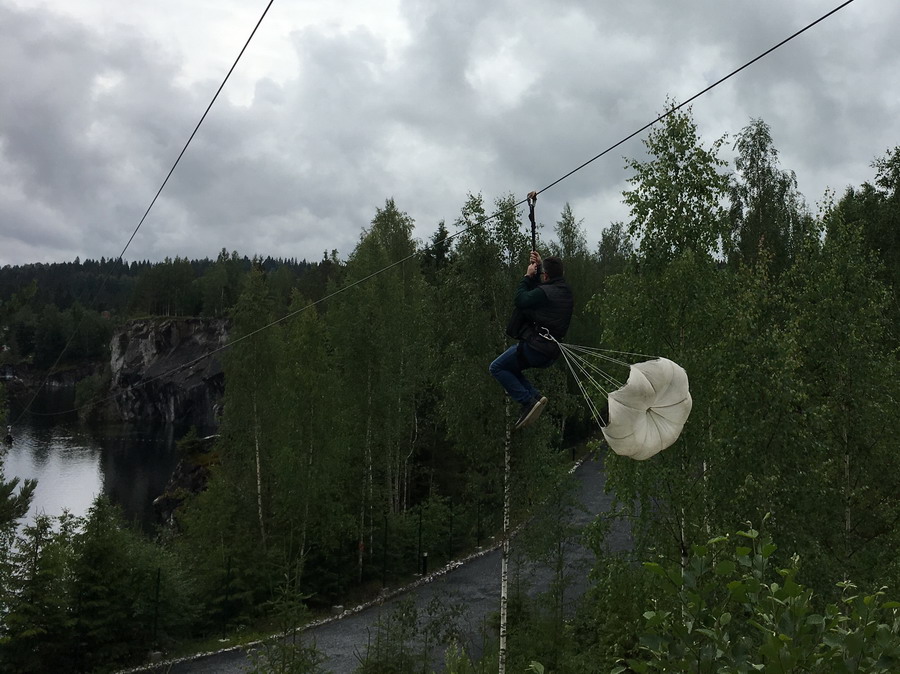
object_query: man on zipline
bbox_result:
[491,249,574,430]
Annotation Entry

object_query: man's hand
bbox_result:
[526,250,542,277]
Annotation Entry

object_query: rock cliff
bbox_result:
[110,318,229,429]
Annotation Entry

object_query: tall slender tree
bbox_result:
[603,103,732,563]
[327,199,427,581]
[781,207,900,590]
[727,118,808,273]
[623,101,728,266]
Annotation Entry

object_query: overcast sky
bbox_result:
[1,0,898,267]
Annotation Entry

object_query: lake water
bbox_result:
[3,387,182,530]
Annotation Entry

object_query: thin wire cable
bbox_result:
[531,0,856,200]
[22,0,856,418]
[13,0,277,424]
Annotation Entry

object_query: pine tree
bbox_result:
[0,514,77,673]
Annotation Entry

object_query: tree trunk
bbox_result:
[843,410,851,576]
[499,403,511,674]
[253,395,266,549]
[359,366,373,583]
[298,433,313,585]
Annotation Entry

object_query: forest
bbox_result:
[2,109,900,673]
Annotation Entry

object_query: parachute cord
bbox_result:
[563,343,660,363]
[558,346,612,395]
[558,345,624,391]
[560,344,634,370]
[543,332,621,429]
[557,344,607,428]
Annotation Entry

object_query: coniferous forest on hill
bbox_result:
[2,111,900,672]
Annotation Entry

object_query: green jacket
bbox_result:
[514,275,549,310]
[508,275,574,358]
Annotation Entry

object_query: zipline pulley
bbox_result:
[527,190,540,276]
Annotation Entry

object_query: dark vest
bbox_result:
[512,278,574,358]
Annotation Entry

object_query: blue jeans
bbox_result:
[489,343,554,405]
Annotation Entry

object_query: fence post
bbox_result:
[476,500,481,548]
[222,555,231,639]
[416,507,423,575]
[152,567,161,645]
[381,513,388,588]
[447,502,453,561]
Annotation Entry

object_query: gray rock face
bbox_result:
[110,318,229,429]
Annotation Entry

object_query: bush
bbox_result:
[616,523,900,673]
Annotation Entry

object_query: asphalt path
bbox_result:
[134,452,628,674]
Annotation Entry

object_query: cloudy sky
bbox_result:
[1,0,898,267]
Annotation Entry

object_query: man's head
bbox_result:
[541,256,564,281]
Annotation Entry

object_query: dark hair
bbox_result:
[542,256,564,279]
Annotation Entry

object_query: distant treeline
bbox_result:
[0,251,339,369]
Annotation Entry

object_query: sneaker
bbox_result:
[515,396,548,430]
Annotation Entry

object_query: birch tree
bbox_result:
[727,118,808,274]
[623,101,728,266]
[602,103,731,563]
[327,199,426,582]
[782,208,900,591]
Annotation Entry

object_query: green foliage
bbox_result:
[356,594,464,673]
[421,220,453,285]
[69,498,198,671]
[596,221,634,279]
[727,118,809,273]
[0,514,77,673]
[778,208,900,590]
[563,555,649,673]
[0,468,35,532]
[0,498,197,673]
[0,253,320,368]
[597,250,726,558]
[247,572,327,674]
[623,101,728,266]
[74,365,112,421]
[3,110,899,673]
[837,146,900,313]
[618,526,900,674]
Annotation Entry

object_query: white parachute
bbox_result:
[551,340,692,461]
[601,357,692,460]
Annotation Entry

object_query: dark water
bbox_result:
[3,386,182,530]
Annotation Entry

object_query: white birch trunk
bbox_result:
[253,395,266,548]
[366,368,374,562]
[298,432,313,584]
[843,415,851,578]
[499,406,511,674]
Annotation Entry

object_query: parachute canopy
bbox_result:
[601,357,692,461]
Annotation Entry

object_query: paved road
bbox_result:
[137,453,628,673]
